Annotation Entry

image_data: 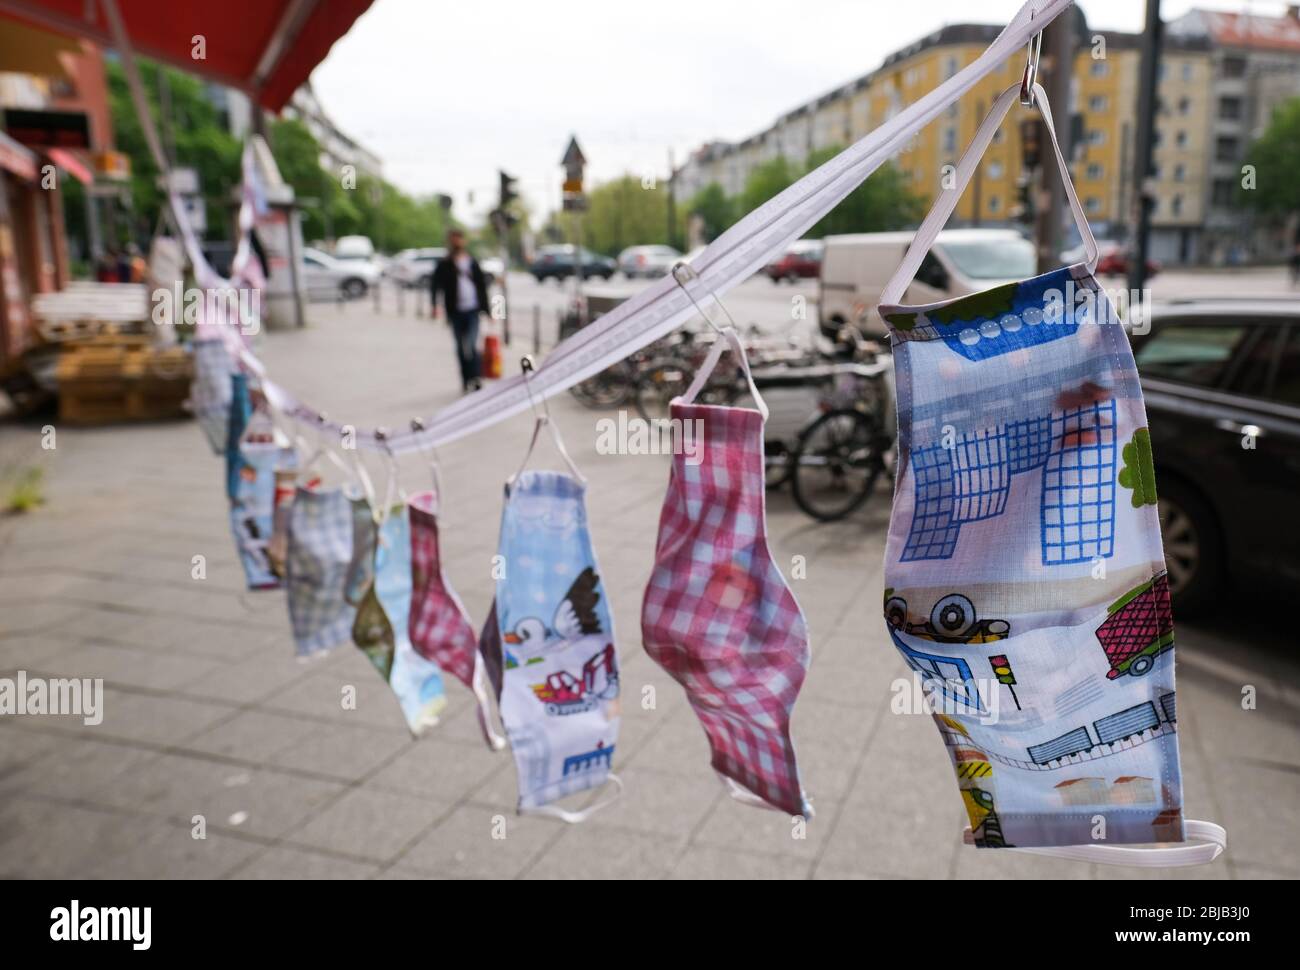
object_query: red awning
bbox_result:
[46,147,93,185]
[0,0,374,112]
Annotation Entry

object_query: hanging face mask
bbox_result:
[267,467,301,580]
[876,82,1224,865]
[225,372,253,502]
[229,405,296,590]
[192,339,234,455]
[409,487,505,750]
[642,327,813,818]
[285,484,357,660]
[351,490,449,737]
[479,412,622,821]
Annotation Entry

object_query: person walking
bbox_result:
[432,229,490,392]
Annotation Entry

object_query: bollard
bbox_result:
[533,304,541,356]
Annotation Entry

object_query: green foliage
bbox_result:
[106,60,241,243]
[2,465,45,515]
[686,183,735,242]
[803,148,924,238]
[1117,428,1158,507]
[1240,97,1300,218]
[106,58,450,253]
[740,157,796,218]
[580,175,676,256]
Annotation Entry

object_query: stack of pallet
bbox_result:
[54,334,192,426]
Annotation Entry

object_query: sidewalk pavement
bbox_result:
[1,299,1297,879]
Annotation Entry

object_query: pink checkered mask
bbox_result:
[408,486,506,751]
[642,328,813,818]
[876,83,1224,866]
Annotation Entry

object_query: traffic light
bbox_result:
[988,655,1016,686]
[499,170,518,208]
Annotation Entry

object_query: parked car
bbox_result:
[1130,300,1300,613]
[530,245,616,282]
[764,239,823,282]
[330,235,382,294]
[388,247,446,289]
[1061,240,1160,279]
[301,247,374,300]
[617,244,681,279]
[820,228,1035,340]
[479,254,505,285]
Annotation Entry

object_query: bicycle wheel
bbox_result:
[633,357,692,422]
[569,361,633,409]
[790,408,884,522]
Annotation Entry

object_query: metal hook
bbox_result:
[1020,12,1042,107]
[670,261,738,337]
[520,356,551,423]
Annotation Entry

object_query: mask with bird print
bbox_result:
[478,439,622,821]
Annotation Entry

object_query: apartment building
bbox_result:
[1168,6,1300,262]
[675,9,1296,265]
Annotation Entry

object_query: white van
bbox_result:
[819,228,1037,339]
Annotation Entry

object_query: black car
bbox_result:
[1131,300,1300,613]
[530,245,615,282]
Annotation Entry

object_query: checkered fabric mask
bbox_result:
[478,417,622,821]
[230,438,296,591]
[192,339,234,455]
[285,485,357,659]
[351,498,448,736]
[876,83,1224,866]
[409,488,505,749]
[642,328,813,818]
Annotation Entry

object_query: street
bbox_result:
[1,266,1297,879]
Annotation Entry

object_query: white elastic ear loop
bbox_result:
[717,773,814,819]
[470,655,507,752]
[509,416,586,486]
[518,774,624,825]
[678,327,770,420]
[986,819,1227,867]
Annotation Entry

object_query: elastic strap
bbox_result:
[985,819,1227,867]
[470,655,508,752]
[519,774,623,825]
[879,80,1099,308]
[508,416,586,486]
[717,772,813,819]
[679,327,770,420]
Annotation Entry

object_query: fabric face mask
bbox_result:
[225,372,253,502]
[351,498,448,736]
[285,485,357,660]
[230,441,296,591]
[876,82,1224,865]
[409,488,505,749]
[479,418,622,821]
[642,328,813,818]
[192,338,234,455]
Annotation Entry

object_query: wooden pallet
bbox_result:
[55,339,192,426]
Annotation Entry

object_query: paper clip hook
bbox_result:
[1020,12,1043,107]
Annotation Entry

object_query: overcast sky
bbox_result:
[309,0,1284,225]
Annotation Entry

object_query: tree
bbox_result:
[106,59,241,243]
[581,175,674,256]
[1241,97,1300,218]
[687,183,735,242]
[802,148,923,237]
[740,157,796,218]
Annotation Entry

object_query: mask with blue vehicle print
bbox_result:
[876,82,1224,866]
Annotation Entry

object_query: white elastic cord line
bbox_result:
[470,656,507,751]
[112,0,1072,455]
[678,327,770,420]
[879,80,1098,308]
[519,774,624,825]
[1001,820,1227,867]
[717,773,812,818]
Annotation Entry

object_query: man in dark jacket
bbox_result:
[431,229,490,391]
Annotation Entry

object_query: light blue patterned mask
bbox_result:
[478,418,622,822]
[876,83,1224,867]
